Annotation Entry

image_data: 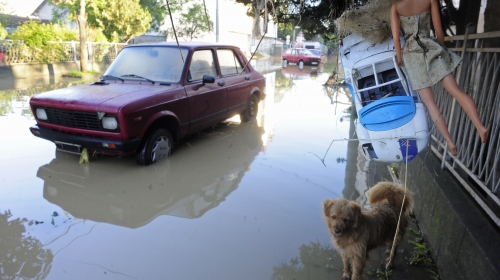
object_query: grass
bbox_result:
[367,268,392,280]
[64,70,101,78]
[407,226,440,279]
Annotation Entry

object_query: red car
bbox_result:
[282,48,321,68]
[29,42,266,165]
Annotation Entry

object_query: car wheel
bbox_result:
[299,60,304,69]
[240,94,259,122]
[136,128,173,166]
[282,59,288,68]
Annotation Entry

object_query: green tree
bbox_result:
[0,22,7,39]
[139,0,186,32]
[234,0,370,41]
[92,0,152,43]
[176,3,213,41]
[51,0,152,43]
[50,0,152,70]
[9,20,77,62]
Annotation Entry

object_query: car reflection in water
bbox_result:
[281,65,319,81]
[37,120,263,228]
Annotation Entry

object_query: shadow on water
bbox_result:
[271,241,344,279]
[37,120,264,228]
[0,210,53,278]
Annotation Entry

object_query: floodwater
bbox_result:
[0,64,432,279]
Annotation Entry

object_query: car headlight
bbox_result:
[36,108,48,120]
[102,116,118,130]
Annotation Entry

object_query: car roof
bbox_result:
[125,42,241,50]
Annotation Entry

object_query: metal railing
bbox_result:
[431,31,500,227]
[0,40,126,64]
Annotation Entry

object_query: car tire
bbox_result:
[282,59,288,68]
[299,60,304,69]
[136,128,173,166]
[240,94,259,122]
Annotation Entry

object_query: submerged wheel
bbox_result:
[298,60,304,69]
[282,59,288,68]
[136,128,173,166]
[240,94,259,122]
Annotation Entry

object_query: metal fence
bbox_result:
[0,40,126,64]
[431,31,500,227]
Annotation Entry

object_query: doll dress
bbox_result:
[400,9,462,90]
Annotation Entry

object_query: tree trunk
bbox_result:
[252,0,265,38]
[78,0,88,72]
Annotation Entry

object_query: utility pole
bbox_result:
[216,0,219,42]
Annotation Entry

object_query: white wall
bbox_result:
[33,1,77,29]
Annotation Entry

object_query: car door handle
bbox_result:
[245,76,250,80]
[218,80,225,86]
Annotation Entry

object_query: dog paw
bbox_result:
[342,273,351,280]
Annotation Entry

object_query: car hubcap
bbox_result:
[249,99,256,116]
[151,136,171,162]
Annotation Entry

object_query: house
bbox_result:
[31,0,77,29]
[0,13,50,34]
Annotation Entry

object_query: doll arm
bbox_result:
[430,0,445,47]
[390,4,402,66]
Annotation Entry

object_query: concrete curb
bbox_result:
[0,61,112,90]
[0,61,112,79]
[399,149,500,280]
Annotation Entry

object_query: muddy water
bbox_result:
[0,66,416,279]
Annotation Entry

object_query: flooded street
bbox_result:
[0,64,428,279]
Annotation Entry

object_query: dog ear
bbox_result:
[323,199,334,216]
[348,201,362,226]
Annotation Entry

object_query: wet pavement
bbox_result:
[0,62,437,279]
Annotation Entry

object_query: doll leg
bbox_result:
[441,74,488,143]
[418,87,457,156]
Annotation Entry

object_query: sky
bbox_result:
[2,0,44,17]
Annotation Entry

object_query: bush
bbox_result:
[0,23,7,39]
[9,20,77,62]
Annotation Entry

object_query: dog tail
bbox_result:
[368,181,413,216]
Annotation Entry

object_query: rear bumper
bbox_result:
[30,125,140,155]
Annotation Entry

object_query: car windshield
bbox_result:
[310,50,320,56]
[297,49,313,55]
[104,46,189,84]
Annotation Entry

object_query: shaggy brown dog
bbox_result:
[323,182,412,280]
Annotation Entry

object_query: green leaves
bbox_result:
[8,21,78,62]
[176,2,214,41]
[0,23,7,39]
[50,0,152,43]
[9,21,77,47]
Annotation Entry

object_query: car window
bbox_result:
[292,49,297,55]
[217,49,243,75]
[104,46,188,84]
[188,50,218,81]
[285,49,292,54]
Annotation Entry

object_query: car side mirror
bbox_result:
[202,75,215,86]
